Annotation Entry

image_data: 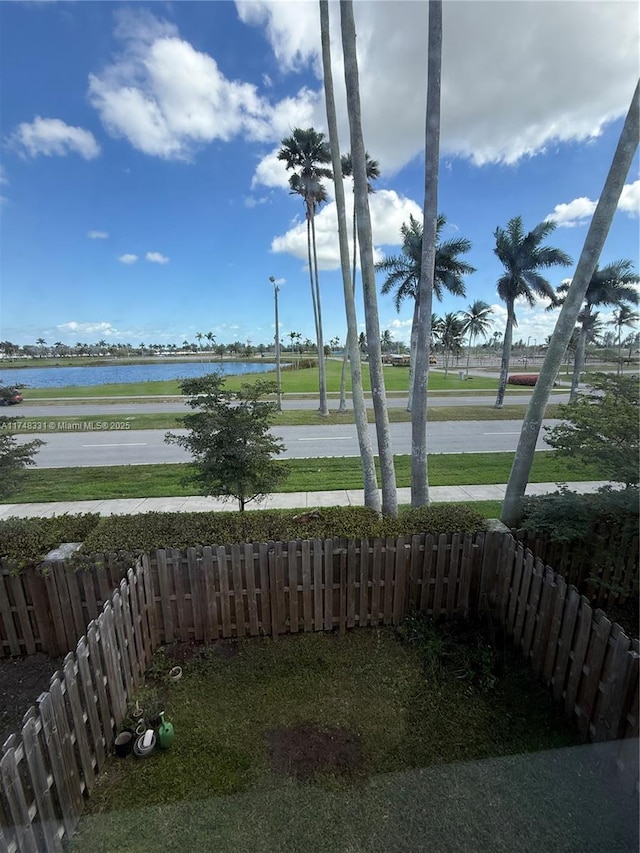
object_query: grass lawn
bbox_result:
[4,403,565,433]
[1,451,605,504]
[25,362,506,399]
[70,629,636,853]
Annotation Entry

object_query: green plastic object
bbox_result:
[156,712,174,750]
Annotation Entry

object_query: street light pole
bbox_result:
[269,276,282,410]
[524,335,531,369]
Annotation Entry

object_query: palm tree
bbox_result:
[501,81,639,526]
[338,151,380,412]
[556,260,638,398]
[493,216,572,408]
[411,0,443,508]
[376,213,475,409]
[195,332,203,350]
[380,329,393,352]
[341,0,398,515]
[320,0,380,511]
[435,312,465,377]
[461,300,493,377]
[278,127,333,416]
[611,304,640,373]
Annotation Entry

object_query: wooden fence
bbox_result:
[513,525,639,608]
[0,532,638,850]
[0,555,130,659]
[0,560,157,853]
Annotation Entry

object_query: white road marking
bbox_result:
[482,432,521,435]
[297,436,352,441]
[81,442,149,447]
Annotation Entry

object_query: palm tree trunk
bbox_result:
[306,216,320,342]
[465,332,474,378]
[411,0,442,507]
[341,0,397,516]
[310,211,329,416]
[501,80,639,527]
[570,321,588,402]
[617,329,624,375]
[320,0,380,511]
[407,300,419,412]
[338,209,358,412]
[495,312,513,408]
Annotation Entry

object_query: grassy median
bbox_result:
[1,451,604,504]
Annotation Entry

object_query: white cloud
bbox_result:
[11,116,100,160]
[271,189,422,270]
[88,10,316,161]
[146,251,169,264]
[619,180,640,215]
[545,197,597,228]
[244,195,269,208]
[546,180,640,227]
[87,230,109,239]
[0,166,8,185]
[242,1,638,172]
[119,253,138,264]
[56,321,120,336]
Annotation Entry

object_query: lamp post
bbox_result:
[269,276,282,411]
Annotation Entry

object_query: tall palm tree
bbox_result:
[195,332,203,350]
[376,213,475,409]
[461,300,493,377]
[611,304,640,373]
[493,216,572,408]
[556,260,638,398]
[278,128,333,416]
[319,0,380,511]
[411,0,443,507]
[436,312,465,377]
[338,151,380,412]
[341,0,397,516]
[501,80,639,526]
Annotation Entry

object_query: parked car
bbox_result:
[0,387,23,405]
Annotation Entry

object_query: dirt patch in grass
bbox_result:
[266,723,362,781]
[0,653,62,746]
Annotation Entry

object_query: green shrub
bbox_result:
[80,504,487,556]
[0,513,101,568]
[520,486,638,543]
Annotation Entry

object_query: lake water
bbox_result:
[0,361,282,389]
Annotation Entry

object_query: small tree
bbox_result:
[165,373,288,511]
[0,416,43,499]
[545,373,639,486]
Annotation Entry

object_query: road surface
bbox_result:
[17,420,560,468]
[16,393,570,418]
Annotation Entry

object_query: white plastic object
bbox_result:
[142,729,154,748]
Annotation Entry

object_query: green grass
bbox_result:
[25,361,507,399]
[1,451,605,504]
[69,629,635,853]
[3,404,565,433]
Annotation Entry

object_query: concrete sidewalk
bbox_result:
[0,481,613,519]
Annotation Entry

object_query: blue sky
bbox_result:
[1,1,638,349]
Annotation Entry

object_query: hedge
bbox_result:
[0,504,487,567]
[0,514,101,567]
[507,374,538,386]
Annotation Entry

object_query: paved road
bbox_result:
[16,393,570,418]
[16,420,560,468]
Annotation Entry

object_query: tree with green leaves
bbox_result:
[493,216,572,408]
[545,373,639,486]
[436,312,465,377]
[278,127,333,416]
[461,300,493,378]
[165,373,288,512]
[376,213,475,409]
[611,304,639,374]
[555,260,638,399]
[501,82,639,526]
[0,413,43,499]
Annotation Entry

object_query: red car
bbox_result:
[0,387,23,405]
